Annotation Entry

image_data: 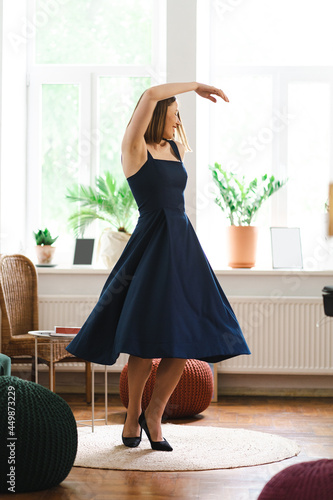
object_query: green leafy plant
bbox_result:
[210,163,287,225]
[66,171,137,237]
[33,228,59,246]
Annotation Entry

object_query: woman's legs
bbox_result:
[144,358,187,442]
[123,356,187,441]
[123,355,152,438]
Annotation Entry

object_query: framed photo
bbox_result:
[270,227,303,269]
[73,238,95,265]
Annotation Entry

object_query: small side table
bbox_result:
[28,331,108,431]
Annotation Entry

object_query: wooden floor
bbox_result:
[4,394,333,500]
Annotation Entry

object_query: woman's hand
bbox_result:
[195,83,229,103]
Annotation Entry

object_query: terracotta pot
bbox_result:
[97,229,131,269]
[226,226,258,268]
[35,245,56,265]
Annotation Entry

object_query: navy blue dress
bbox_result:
[66,140,250,365]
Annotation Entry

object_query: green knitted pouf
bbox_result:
[0,376,77,493]
[0,353,11,376]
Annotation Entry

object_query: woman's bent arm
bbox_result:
[122,83,199,153]
[121,81,228,176]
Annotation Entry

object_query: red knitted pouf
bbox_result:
[258,459,333,500]
[119,359,214,419]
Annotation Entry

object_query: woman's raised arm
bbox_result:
[121,82,229,175]
[122,83,194,153]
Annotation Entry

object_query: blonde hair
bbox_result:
[129,93,191,151]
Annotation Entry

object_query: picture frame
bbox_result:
[73,238,95,265]
[270,227,303,269]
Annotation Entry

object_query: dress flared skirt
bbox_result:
[66,207,250,365]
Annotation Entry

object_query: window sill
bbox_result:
[35,265,333,277]
[36,265,110,275]
[214,268,333,277]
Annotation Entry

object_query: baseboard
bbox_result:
[217,387,333,397]
[216,373,333,397]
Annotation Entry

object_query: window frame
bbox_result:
[26,0,166,245]
[194,0,333,268]
[208,65,333,226]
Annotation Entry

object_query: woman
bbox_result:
[66,82,250,452]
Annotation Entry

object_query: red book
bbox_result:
[52,326,81,337]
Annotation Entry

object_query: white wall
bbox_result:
[0,2,27,254]
[167,0,197,229]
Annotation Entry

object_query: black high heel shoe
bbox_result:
[122,413,142,448]
[138,411,173,452]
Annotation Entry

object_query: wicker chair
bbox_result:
[0,254,91,402]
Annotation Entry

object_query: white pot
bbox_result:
[97,229,131,269]
[35,245,56,265]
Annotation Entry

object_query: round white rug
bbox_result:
[74,424,300,471]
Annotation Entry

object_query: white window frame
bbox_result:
[208,65,333,226]
[26,0,166,245]
[197,0,333,267]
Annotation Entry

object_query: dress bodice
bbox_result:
[126,140,188,215]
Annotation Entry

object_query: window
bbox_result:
[27,0,165,263]
[197,0,333,269]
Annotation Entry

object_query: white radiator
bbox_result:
[39,295,98,330]
[38,295,333,375]
[225,297,333,375]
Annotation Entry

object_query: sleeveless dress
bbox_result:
[66,140,250,365]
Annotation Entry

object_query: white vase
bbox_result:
[97,229,131,270]
[35,245,55,265]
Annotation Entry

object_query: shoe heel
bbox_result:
[138,411,173,452]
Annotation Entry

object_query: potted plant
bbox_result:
[66,171,137,269]
[33,228,59,265]
[210,163,287,268]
